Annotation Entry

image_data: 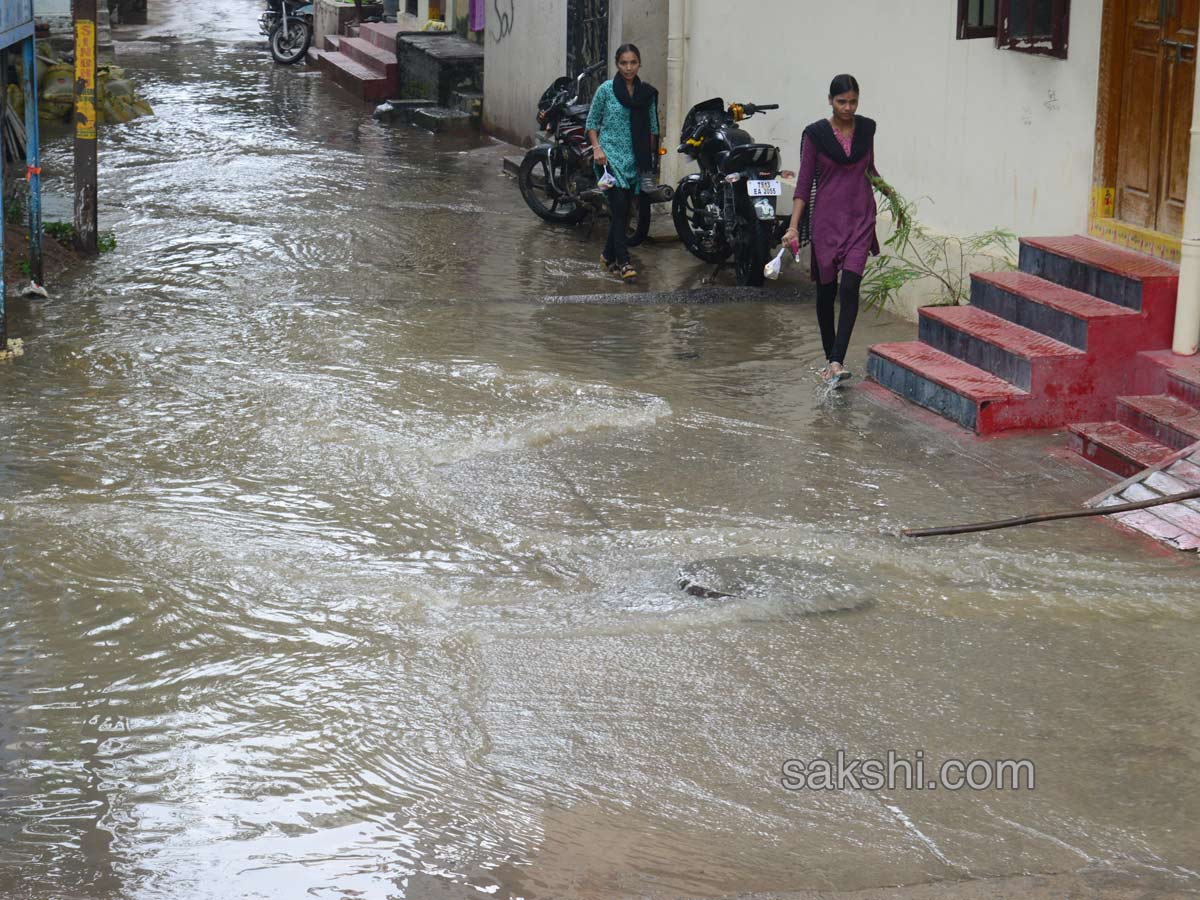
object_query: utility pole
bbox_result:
[25,37,44,285]
[73,0,99,255]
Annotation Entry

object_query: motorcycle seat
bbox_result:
[565,103,590,120]
[719,143,780,175]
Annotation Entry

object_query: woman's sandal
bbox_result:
[600,254,615,271]
[620,263,638,281]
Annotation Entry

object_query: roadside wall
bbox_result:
[677,1,1104,317]
[607,0,667,128]
[482,0,566,145]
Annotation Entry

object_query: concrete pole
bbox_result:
[663,0,689,188]
[0,50,6,350]
[74,0,99,255]
[1173,66,1200,355]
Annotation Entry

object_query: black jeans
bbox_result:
[816,270,861,366]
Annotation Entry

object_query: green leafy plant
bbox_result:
[44,221,74,243]
[42,221,117,253]
[4,194,24,225]
[863,175,1016,312]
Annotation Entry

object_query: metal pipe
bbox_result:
[663,0,689,187]
[1173,64,1200,355]
[24,36,43,286]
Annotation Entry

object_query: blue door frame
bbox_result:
[0,0,42,349]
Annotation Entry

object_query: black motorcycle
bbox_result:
[518,63,670,247]
[260,0,314,65]
[672,98,784,286]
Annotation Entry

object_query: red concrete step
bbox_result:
[919,305,1083,392]
[867,341,1028,434]
[969,270,1138,351]
[1167,367,1200,408]
[1068,421,1175,478]
[1018,235,1178,342]
[337,36,397,79]
[317,50,391,101]
[360,21,401,52]
[323,34,342,52]
[1023,235,1180,281]
[1117,394,1200,450]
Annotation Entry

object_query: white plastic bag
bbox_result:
[597,166,617,190]
[763,247,787,280]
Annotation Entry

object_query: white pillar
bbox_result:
[663,0,689,187]
[1173,68,1200,356]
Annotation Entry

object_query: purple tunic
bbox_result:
[793,128,881,284]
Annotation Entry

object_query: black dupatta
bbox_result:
[611,75,658,172]
[794,116,876,248]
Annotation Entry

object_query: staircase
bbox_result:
[1069,359,1200,477]
[308,22,400,102]
[868,236,1181,437]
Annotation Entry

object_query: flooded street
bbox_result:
[2,3,1199,898]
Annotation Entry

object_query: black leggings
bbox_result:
[816,270,861,366]
[603,187,633,266]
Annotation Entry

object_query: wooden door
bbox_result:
[1115,0,1200,235]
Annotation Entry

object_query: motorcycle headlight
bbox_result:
[754,198,775,220]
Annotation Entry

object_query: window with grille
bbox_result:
[958,0,997,39]
[956,0,1070,59]
[998,0,1070,58]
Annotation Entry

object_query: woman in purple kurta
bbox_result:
[783,74,889,383]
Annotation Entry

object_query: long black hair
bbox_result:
[829,73,860,97]
[615,43,642,63]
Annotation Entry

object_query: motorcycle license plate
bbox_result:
[747,179,781,197]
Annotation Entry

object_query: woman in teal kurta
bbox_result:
[586,44,659,280]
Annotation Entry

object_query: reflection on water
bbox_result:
[1,2,1199,899]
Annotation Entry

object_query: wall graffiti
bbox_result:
[492,0,514,43]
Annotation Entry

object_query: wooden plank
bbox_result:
[1086,438,1200,507]
[1112,508,1200,549]
[1166,457,1200,485]
[1126,482,1200,535]
[1145,470,1196,495]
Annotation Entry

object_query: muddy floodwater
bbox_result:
[2,3,1199,899]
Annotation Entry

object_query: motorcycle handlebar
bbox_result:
[569,62,607,103]
[744,103,779,114]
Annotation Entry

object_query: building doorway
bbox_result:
[566,0,608,77]
[1097,0,1199,243]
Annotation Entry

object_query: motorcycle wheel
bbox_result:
[270,18,312,65]
[625,191,651,248]
[518,153,588,224]
[734,218,772,287]
[672,179,731,263]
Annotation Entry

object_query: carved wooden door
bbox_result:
[1115,0,1199,235]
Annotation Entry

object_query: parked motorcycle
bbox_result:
[260,0,314,65]
[672,97,784,286]
[518,62,671,248]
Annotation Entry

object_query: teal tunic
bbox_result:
[585,80,659,193]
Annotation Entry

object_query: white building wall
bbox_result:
[678,0,1103,240]
[482,0,568,145]
[608,0,669,113]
